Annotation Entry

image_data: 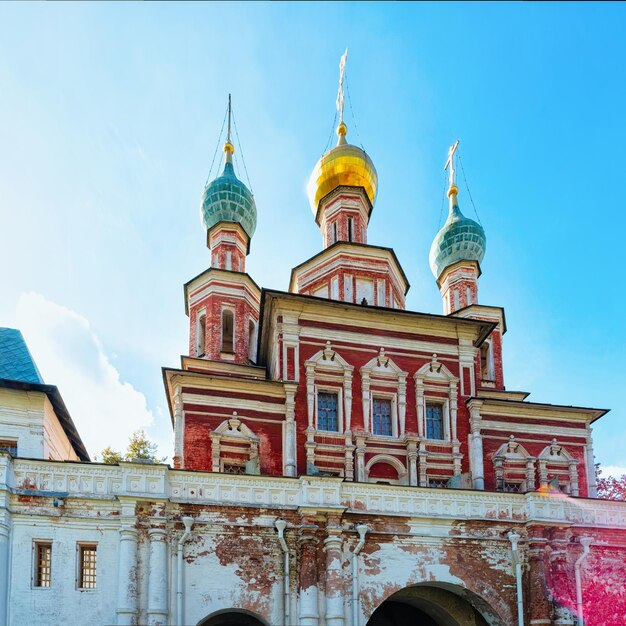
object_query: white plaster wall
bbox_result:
[182,527,283,626]
[8,517,119,626]
[0,389,45,459]
[42,397,79,462]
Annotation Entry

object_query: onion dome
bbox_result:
[307,122,378,218]
[429,184,486,279]
[200,139,257,239]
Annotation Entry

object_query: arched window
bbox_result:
[221,309,234,353]
[480,341,494,381]
[248,319,257,362]
[347,217,354,242]
[332,222,338,244]
[196,313,206,357]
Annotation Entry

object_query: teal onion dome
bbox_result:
[429,189,486,279]
[200,151,257,240]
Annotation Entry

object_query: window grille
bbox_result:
[0,440,17,456]
[426,403,444,440]
[317,392,339,432]
[372,398,392,436]
[78,545,97,589]
[223,463,246,475]
[503,481,524,493]
[428,478,449,488]
[34,542,52,587]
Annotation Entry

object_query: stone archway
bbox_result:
[366,583,503,626]
[198,609,269,626]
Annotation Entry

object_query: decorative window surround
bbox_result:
[493,435,536,493]
[361,348,407,437]
[305,342,354,478]
[210,413,260,475]
[538,439,579,497]
[414,354,458,442]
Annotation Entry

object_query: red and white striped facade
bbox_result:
[168,178,603,502]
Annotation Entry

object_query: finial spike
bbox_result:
[224,94,234,164]
[227,93,232,143]
[444,140,460,197]
[336,49,348,124]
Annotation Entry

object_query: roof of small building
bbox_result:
[0,327,90,462]
[0,327,44,384]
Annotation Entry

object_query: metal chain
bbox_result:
[231,108,254,194]
[204,105,228,187]
[458,151,483,225]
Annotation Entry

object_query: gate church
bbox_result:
[1,62,626,626]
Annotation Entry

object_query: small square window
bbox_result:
[503,481,524,493]
[372,398,392,436]
[34,542,52,588]
[428,478,449,489]
[78,544,97,589]
[223,463,246,475]
[425,403,444,440]
[317,392,339,432]
[0,439,17,457]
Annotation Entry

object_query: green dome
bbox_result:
[200,160,257,239]
[429,198,486,279]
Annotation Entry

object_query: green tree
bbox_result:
[99,446,123,464]
[596,464,626,501]
[98,430,166,464]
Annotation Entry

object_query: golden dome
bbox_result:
[307,124,378,219]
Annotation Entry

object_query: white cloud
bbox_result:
[601,465,626,479]
[16,292,156,459]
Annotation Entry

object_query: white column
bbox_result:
[298,534,319,626]
[306,364,316,429]
[285,384,297,477]
[147,527,169,626]
[449,381,458,441]
[173,385,184,469]
[569,462,579,497]
[116,526,139,625]
[398,374,407,436]
[469,402,485,490]
[361,371,370,432]
[0,521,9,626]
[414,378,425,438]
[407,440,418,487]
[355,437,366,482]
[324,528,344,626]
[343,370,353,432]
[585,431,598,497]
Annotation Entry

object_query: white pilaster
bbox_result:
[284,384,297,477]
[147,527,168,626]
[468,401,485,490]
[116,525,139,625]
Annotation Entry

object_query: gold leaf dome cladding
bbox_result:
[307,140,378,218]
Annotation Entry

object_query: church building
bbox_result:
[1,68,625,626]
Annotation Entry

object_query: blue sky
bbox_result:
[1,2,625,473]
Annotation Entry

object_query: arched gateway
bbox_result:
[198,609,269,626]
[366,583,505,626]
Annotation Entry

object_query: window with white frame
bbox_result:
[480,341,494,381]
[33,541,52,588]
[347,217,354,242]
[77,544,97,589]
[372,397,393,436]
[425,402,444,440]
[221,308,235,353]
[317,390,340,432]
[247,319,258,362]
[0,439,17,456]
[196,312,206,357]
